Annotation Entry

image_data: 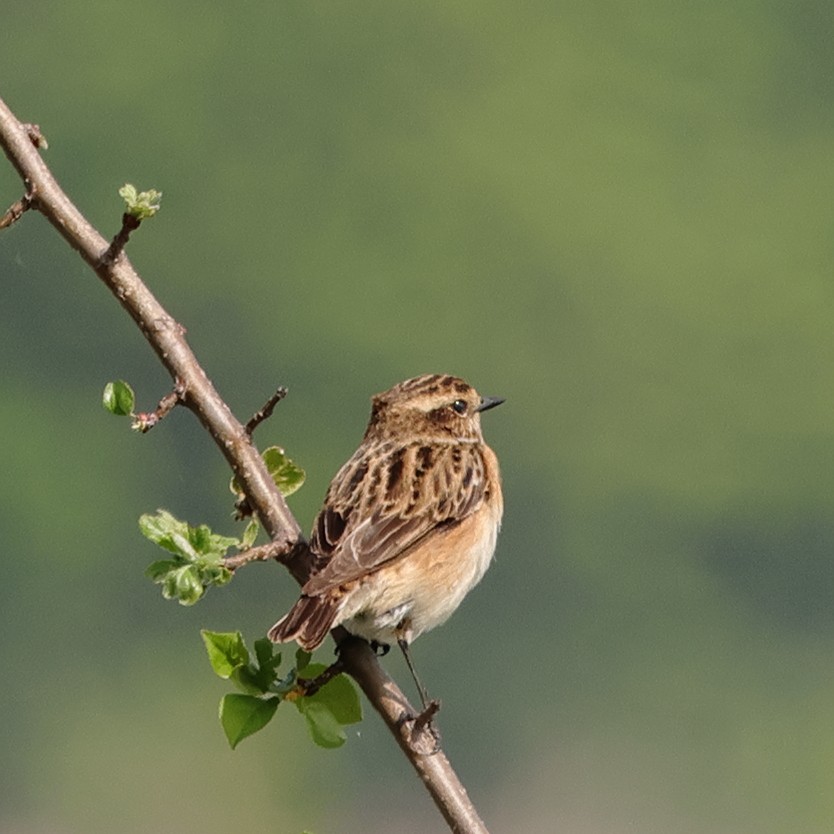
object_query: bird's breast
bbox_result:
[339,499,502,645]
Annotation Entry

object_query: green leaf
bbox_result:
[139,510,187,552]
[295,648,313,673]
[254,638,275,669]
[232,447,306,501]
[209,565,233,587]
[119,183,162,220]
[240,520,259,549]
[169,565,204,605]
[262,446,306,497]
[144,558,180,581]
[190,523,213,552]
[190,523,239,556]
[219,693,279,749]
[119,183,137,204]
[299,666,363,726]
[230,665,271,696]
[102,380,135,416]
[297,699,347,749]
[140,510,239,559]
[294,664,362,747]
[201,630,250,678]
[246,639,284,692]
[313,677,362,727]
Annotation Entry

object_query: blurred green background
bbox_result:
[3,2,834,832]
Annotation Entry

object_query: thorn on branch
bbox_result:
[132,378,187,433]
[0,188,34,230]
[412,700,441,738]
[245,386,288,436]
[400,701,442,756]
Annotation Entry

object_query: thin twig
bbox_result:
[100,212,141,265]
[245,386,288,436]
[296,657,346,697]
[224,538,289,570]
[133,378,187,433]
[0,189,33,229]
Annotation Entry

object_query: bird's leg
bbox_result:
[397,637,432,710]
[396,637,441,752]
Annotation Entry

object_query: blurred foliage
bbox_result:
[3,1,834,832]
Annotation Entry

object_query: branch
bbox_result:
[339,636,489,832]
[0,95,490,834]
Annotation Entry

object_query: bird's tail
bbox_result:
[267,594,343,651]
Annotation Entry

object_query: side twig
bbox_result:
[0,189,33,229]
[245,386,288,436]
[224,539,291,570]
[133,378,187,433]
[296,657,346,697]
[101,212,142,265]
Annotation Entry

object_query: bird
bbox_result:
[268,373,503,709]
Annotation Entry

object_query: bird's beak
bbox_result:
[476,395,505,413]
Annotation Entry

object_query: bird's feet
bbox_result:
[369,640,391,657]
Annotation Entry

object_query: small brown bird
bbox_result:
[268,373,503,707]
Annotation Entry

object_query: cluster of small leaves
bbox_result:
[140,510,249,605]
[202,631,362,749]
[137,451,304,604]
[118,183,162,220]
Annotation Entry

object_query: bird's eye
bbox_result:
[451,399,468,415]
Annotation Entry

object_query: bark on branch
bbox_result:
[0,94,489,834]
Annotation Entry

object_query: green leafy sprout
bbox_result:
[140,510,239,605]
[118,183,162,220]
[101,379,155,432]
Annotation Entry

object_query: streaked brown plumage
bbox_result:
[268,374,503,704]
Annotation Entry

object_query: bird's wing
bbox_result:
[302,442,488,595]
